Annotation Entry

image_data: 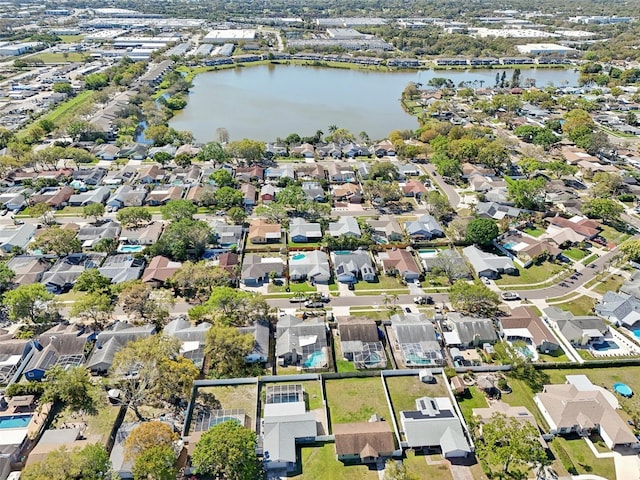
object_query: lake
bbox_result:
[169,64,580,143]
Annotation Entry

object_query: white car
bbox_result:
[482,277,491,285]
[501,292,521,301]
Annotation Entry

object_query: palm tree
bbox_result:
[328,125,338,134]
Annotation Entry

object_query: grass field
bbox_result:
[456,386,488,422]
[53,399,121,443]
[500,378,548,430]
[58,35,84,43]
[291,443,379,480]
[563,247,589,261]
[333,332,357,373]
[196,385,257,422]
[29,52,87,63]
[552,296,596,316]
[552,436,616,479]
[325,377,390,426]
[495,262,564,286]
[600,224,631,245]
[592,273,625,295]
[403,450,453,480]
[348,309,391,320]
[385,375,449,428]
[523,225,545,237]
[262,379,324,411]
[268,282,317,294]
[583,254,598,265]
[352,275,405,292]
[28,90,96,129]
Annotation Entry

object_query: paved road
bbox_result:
[422,163,461,208]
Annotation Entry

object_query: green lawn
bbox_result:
[291,443,379,480]
[563,247,589,261]
[495,262,563,286]
[500,378,548,430]
[353,289,408,296]
[385,375,449,427]
[52,400,121,443]
[552,296,596,316]
[592,273,625,295]
[523,226,546,237]
[348,310,391,321]
[196,385,257,423]
[268,282,317,294]
[600,224,631,245]
[26,90,96,129]
[583,254,598,265]
[263,380,324,411]
[325,377,390,426]
[53,206,85,216]
[403,450,453,480]
[29,52,88,63]
[456,386,488,423]
[352,275,405,292]
[58,35,84,43]
[333,332,357,373]
[536,349,570,364]
[328,280,339,292]
[551,436,615,479]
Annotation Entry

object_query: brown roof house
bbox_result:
[145,186,183,206]
[500,231,561,264]
[401,179,428,198]
[378,248,421,281]
[534,374,639,450]
[30,186,74,209]
[546,215,601,240]
[142,255,182,286]
[334,420,396,464]
[137,164,165,184]
[500,306,561,358]
[248,219,282,244]
[6,255,51,285]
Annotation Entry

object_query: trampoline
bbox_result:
[613,383,633,398]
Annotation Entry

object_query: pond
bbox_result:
[169,64,580,143]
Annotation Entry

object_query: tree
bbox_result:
[449,280,500,316]
[53,82,74,95]
[198,141,228,164]
[189,287,269,326]
[505,177,546,210]
[118,280,173,324]
[621,239,640,262]
[591,171,625,198]
[148,218,211,261]
[84,72,109,90]
[167,262,230,302]
[110,335,199,420]
[153,151,172,166]
[424,191,453,220]
[117,207,152,227]
[30,202,54,225]
[93,237,118,255]
[430,250,469,284]
[70,292,114,326]
[5,283,56,323]
[132,445,177,480]
[583,198,624,224]
[226,206,247,225]
[42,366,98,414]
[73,268,111,293]
[205,325,255,378]
[161,199,197,222]
[191,420,261,480]
[545,160,577,179]
[214,186,243,209]
[21,444,111,480]
[465,219,499,246]
[209,168,235,187]
[124,421,177,461]
[82,203,105,222]
[226,138,265,162]
[472,413,548,476]
[0,262,15,292]
[383,460,418,480]
[254,203,288,225]
[369,162,399,181]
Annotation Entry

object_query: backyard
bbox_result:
[195,385,257,420]
[600,224,631,246]
[385,374,449,426]
[551,436,615,479]
[292,443,379,480]
[325,377,390,426]
[523,225,545,237]
[333,332,357,373]
[403,450,453,480]
[52,400,122,444]
[455,386,488,422]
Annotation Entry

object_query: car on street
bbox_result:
[289,295,308,303]
[404,307,413,313]
[305,302,325,309]
[501,292,520,301]
[482,277,491,285]
[414,296,434,305]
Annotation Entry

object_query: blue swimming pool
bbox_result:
[592,340,620,351]
[118,245,144,253]
[634,330,640,340]
[503,241,518,250]
[0,414,32,429]
[304,351,326,368]
[208,416,241,428]
[292,253,306,261]
[614,383,633,397]
[517,346,534,359]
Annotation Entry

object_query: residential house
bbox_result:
[289,250,331,284]
[240,183,257,207]
[76,222,121,249]
[462,245,515,279]
[241,254,284,286]
[473,402,546,446]
[248,219,282,244]
[390,313,443,367]
[342,143,370,158]
[542,307,608,347]
[395,163,420,178]
[137,165,165,184]
[141,256,182,287]
[262,384,318,472]
[331,183,362,203]
[86,322,155,373]
[400,396,471,458]
[326,162,356,184]
[103,166,136,186]
[0,187,31,212]
[0,336,32,384]
[404,215,444,241]
[6,255,51,285]
[276,314,328,369]
[41,253,104,293]
[148,145,177,159]
[164,317,211,369]
[0,224,36,253]
[317,142,342,159]
[332,250,376,283]
[378,248,421,281]
[620,271,640,298]
[237,320,270,364]
[540,225,585,247]
[366,216,404,243]
[120,222,163,246]
[595,291,640,329]
[169,165,201,187]
[534,375,639,449]
[26,429,94,467]
[68,186,111,207]
[98,254,145,284]
[546,215,601,241]
[334,421,396,463]
[265,165,296,181]
[24,324,93,381]
[443,312,498,348]
[371,140,396,157]
[301,182,326,202]
[259,184,279,204]
[337,316,386,369]
[401,179,428,198]
[30,186,74,209]
[476,202,527,220]
[71,167,107,186]
[118,144,148,161]
[296,164,326,181]
[106,186,147,210]
[175,144,200,158]
[328,216,361,238]
[421,249,471,279]
[355,162,371,180]
[92,144,120,160]
[235,166,264,182]
[289,218,323,243]
[145,186,183,206]
[500,231,561,264]
[290,143,315,158]
[210,220,243,249]
[500,306,561,357]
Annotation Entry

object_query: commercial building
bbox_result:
[516,43,576,55]
[202,29,256,43]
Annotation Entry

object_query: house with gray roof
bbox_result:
[366,216,403,243]
[301,182,325,202]
[462,245,515,279]
[289,250,331,284]
[86,322,156,374]
[0,337,32,384]
[0,224,36,253]
[6,255,51,285]
[620,270,640,298]
[542,307,608,347]
[338,316,386,369]
[106,185,147,210]
[98,254,145,284]
[400,396,471,458]
[404,214,444,241]
[238,320,270,364]
[443,312,498,348]
[210,220,243,249]
[276,315,328,369]
[0,187,31,212]
[120,222,163,246]
[476,201,527,220]
[328,216,361,237]
[71,167,107,186]
[41,253,104,293]
[331,250,376,283]
[76,222,121,249]
[163,317,211,369]
[68,186,111,207]
[422,249,471,279]
[241,254,284,286]
[289,218,322,243]
[390,313,443,367]
[595,291,640,328]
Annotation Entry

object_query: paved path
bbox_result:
[423,163,461,208]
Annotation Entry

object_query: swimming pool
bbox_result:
[0,414,32,429]
[592,340,620,351]
[373,235,388,245]
[503,242,518,250]
[634,330,640,340]
[292,253,306,261]
[406,354,433,365]
[303,351,326,368]
[516,345,534,359]
[118,245,144,253]
[208,416,241,428]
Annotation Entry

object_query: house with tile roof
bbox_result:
[334,421,396,464]
[462,245,515,279]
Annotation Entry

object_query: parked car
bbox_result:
[501,292,520,301]
[482,277,491,285]
[348,283,355,291]
[289,295,308,303]
[305,302,325,309]
[414,296,434,305]
[404,307,412,313]
[414,281,421,288]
